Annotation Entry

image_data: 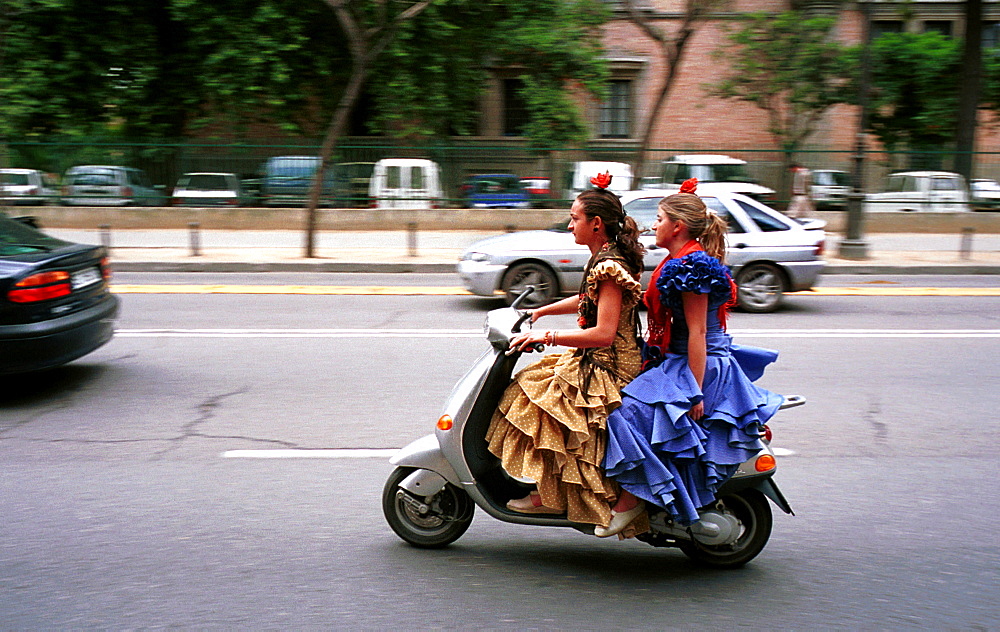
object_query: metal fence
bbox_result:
[2,139,999,210]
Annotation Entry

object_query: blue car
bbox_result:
[462,174,530,209]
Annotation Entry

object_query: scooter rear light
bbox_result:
[437,415,453,431]
[763,424,772,443]
[754,454,777,472]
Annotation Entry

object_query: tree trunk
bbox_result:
[954,0,983,181]
[303,63,369,258]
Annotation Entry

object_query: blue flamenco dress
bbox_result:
[603,247,784,525]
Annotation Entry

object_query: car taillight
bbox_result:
[815,239,825,256]
[122,186,133,198]
[100,257,112,282]
[28,186,39,195]
[762,424,772,443]
[227,198,238,206]
[8,270,72,303]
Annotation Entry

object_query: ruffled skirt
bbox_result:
[603,342,783,525]
[486,349,632,528]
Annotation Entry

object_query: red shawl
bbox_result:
[644,240,737,358]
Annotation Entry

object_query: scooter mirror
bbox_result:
[509,285,536,310]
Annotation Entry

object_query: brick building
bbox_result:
[477,0,1000,185]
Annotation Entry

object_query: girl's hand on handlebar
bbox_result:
[507,331,546,355]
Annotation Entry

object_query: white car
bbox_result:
[864,171,970,213]
[970,179,1000,211]
[811,169,851,209]
[459,189,826,313]
[0,168,58,205]
[171,172,249,207]
[651,154,776,203]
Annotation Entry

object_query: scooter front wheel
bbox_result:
[382,467,474,548]
[678,488,773,569]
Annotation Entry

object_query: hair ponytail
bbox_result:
[701,212,727,263]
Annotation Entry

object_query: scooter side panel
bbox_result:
[390,433,462,486]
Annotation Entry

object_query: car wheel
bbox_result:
[736,263,785,313]
[501,262,559,308]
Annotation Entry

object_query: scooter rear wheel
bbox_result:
[678,488,772,569]
[383,467,474,548]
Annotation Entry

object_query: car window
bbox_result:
[734,199,789,232]
[710,164,753,183]
[931,177,959,191]
[0,216,64,256]
[127,170,143,186]
[703,197,745,234]
[386,166,401,189]
[832,171,850,187]
[186,174,231,190]
[885,175,904,192]
[2,173,30,185]
[622,197,660,231]
[410,167,424,190]
[903,176,919,192]
[72,173,117,186]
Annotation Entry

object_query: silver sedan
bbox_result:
[458,189,826,313]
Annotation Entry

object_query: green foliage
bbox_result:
[368,0,609,150]
[854,31,963,153]
[710,11,852,152]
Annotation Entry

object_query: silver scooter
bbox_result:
[382,287,802,568]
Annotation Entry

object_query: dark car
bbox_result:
[462,174,531,209]
[0,214,119,374]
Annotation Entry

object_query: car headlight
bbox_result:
[462,251,491,263]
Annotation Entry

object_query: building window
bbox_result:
[984,22,1000,49]
[872,20,903,39]
[599,80,631,139]
[503,79,530,137]
[923,20,953,37]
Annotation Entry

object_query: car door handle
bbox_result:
[734,243,747,248]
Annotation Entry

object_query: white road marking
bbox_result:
[116,328,1000,338]
[222,449,399,459]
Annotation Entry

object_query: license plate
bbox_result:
[71,267,102,290]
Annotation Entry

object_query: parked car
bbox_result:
[519,178,552,207]
[0,213,119,374]
[864,171,970,213]
[171,172,250,207]
[657,154,776,202]
[565,161,634,200]
[260,156,336,207]
[0,169,59,205]
[61,165,163,206]
[970,178,1000,211]
[811,169,851,209]
[462,174,531,209]
[458,190,826,313]
[368,158,443,209]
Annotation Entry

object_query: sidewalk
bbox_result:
[46,228,1000,275]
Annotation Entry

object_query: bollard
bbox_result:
[959,227,974,261]
[99,224,111,249]
[188,221,201,257]
[407,222,418,257]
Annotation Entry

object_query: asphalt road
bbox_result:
[2,273,998,629]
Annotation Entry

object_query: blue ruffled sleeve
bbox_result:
[656,251,732,305]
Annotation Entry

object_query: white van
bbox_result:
[864,171,971,213]
[368,158,443,209]
[566,161,634,199]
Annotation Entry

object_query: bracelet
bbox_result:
[544,330,553,346]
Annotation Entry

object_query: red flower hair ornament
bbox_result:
[590,171,613,189]
[679,178,698,194]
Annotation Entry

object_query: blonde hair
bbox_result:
[660,193,728,263]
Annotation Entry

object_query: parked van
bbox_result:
[658,154,775,202]
[62,165,163,206]
[864,171,970,213]
[565,161,633,199]
[368,159,443,209]
[260,156,336,207]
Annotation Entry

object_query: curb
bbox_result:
[112,261,1000,275]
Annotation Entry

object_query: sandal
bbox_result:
[506,491,562,515]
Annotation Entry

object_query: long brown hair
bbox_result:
[576,188,645,275]
[660,193,727,263]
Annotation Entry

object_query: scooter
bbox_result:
[382,287,802,568]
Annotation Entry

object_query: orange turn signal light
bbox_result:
[754,454,777,472]
[437,415,453,431]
